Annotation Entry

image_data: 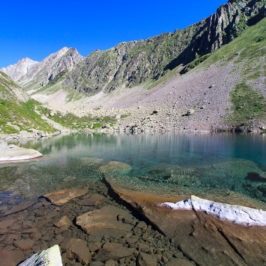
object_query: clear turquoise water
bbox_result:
[0,133,265,209]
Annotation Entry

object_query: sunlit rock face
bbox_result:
[2,47,83,93]
[18,245,63,266]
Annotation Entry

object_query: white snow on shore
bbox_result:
[159,195,266,226]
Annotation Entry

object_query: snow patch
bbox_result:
[159,195,266,226]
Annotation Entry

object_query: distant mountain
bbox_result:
[2,47,83,93]
[1,57,38,83]
[2,0,264,96]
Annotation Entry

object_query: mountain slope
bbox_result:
[1,57,38,83]
[62,0,265,94]
[2,47,83,94]
[3,0,264,96]
[119,18,266,132]
[0,0,265,133]
[0,72,55,134]
[41,18,264,133]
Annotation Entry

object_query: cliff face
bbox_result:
[63,0,265,94]
[168,0,266,68]
[63,27,197,94]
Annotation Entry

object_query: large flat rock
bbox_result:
[95,242,135,262]
[76,205,133,237]
[44,188,88,205]
[98,161,132,174]
[106,180,266,266]
[0,143,42,162]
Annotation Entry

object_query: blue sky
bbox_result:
[0,0,226,68]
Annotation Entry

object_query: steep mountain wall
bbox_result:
[64,0,265,94]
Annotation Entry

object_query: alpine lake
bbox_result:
[0,133,265,266]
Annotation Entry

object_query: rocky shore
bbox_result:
[0,160,265,266]
[0,141,42,162]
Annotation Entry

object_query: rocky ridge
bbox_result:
[2,47,83,93]
[1,58,38,83]
[2,0,264,95]
[62,0,265,94]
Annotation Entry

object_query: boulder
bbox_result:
[137,253,157,266]
[44,188,87,205]
[54,215,72,230]
[78,193,106,207]
[76,205,133,237]
[0,143,42,162]
[18,244,63,266]
[99,161,132,174]
[95,242,135,262]
[182,109,195,116]
[0,249,24,266]
[66,238,91,264]
[14,239,34,251]
[166,258,194,266]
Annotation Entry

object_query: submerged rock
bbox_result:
[98,161,132,174]
[0,249,24,266]
[66,238,91,264]
[18,244,63,266]
[105,181,266,266]
[137,252,157,266]
[95,242,135,262]
[159,195,266,226]
[0,143,42,162]
[14,239,35,251]
[54,215,72,230]
[76,205,133,237]
[44,188,87,205]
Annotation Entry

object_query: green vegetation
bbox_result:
[180,53,210,74]
[226,83,265,126]
[37,106,116,130]
[0,72,56,134]
[0,70,116,134]
[201,18,266,72]
[234,14,247,37]
[49,112,116,130]
[0,99,55,134]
